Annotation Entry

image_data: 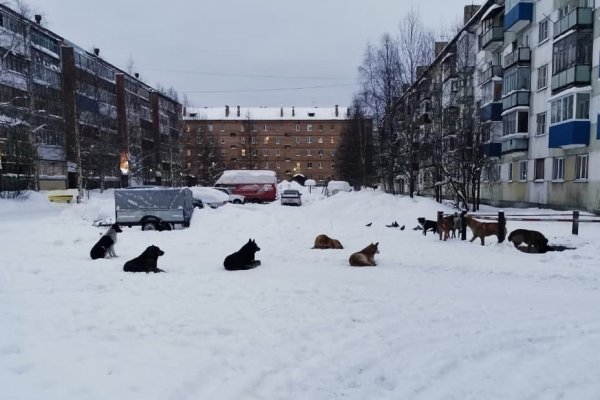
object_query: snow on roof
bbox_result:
[215,170,277,184]
[184,106,349,121]
[480,4,501,21]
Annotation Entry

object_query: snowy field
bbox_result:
[2,185,600,400]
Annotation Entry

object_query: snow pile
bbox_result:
[1,190,600,399]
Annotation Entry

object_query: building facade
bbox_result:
[0,4,182,192]
[182,106,350,184]
[395,0,600,214]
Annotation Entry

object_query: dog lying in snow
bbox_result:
[123,245,165,273]
[349,242,379,267]
[223,239,261,271]
[312,234,343,249]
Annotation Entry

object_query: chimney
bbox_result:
[346,107,350,117]
[335,104,339,117]
[280,106,283,117]
[236,105,240,117]
[225,105,230,117]
[134,72,139,79]
[93,48,100,56]
[34,14,42,24]
[292,106,295,117]
[435,41,448,58]
[464,5,481,25]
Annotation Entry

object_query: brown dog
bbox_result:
[312,234,343,249]
[349,242,379,267]
[438,216,455,241]
[465,216,506,246]
[508,229,548,251]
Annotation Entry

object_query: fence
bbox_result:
[437,210,600,239]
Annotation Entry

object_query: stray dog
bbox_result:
[437,215,455,241]
[417,217,437,236]
[349,242,379,267]
[123,245,165,273]
[224,239,261,271]
[465,216,506,246]
[312,234,343,249]
[452,213,463,238]
[90,223,122,260]
[508,229,548,252]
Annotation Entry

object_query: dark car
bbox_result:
[280,189,302,206]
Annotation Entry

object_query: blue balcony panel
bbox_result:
[504,2,534,32]
[597,114,600,140]
[482,142,502,158]
[480,102,502,122]
[549,120,590,148]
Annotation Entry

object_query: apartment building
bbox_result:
[395,0,600,213]
[0,4,182,191]
[182,106,349,184]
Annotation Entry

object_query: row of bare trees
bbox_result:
[343,7,487,211]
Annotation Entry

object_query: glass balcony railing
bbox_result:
[480,26,504,50]
[554,7,593,38]
[479,65,503,85]
[503,47,531,68]
[551,65,591,92]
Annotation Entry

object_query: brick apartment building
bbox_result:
[0,4,182,191]
[182,105,350,185]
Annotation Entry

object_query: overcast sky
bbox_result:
[23,0,480,108]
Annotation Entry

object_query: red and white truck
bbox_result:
[214,170,278,203]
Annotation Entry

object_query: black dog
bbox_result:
[90,223,122,260]
[223,239,261,271]
[417,217,437,236]
[123,245,165,273]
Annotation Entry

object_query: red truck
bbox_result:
[214,170,278,203]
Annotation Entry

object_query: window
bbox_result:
[538,19,549,43]
[251,137,257,144]
[295,137,300,144]
[264,124,268,131]
[295,124,300,131]
[550,93,590,125]
[318,137,323,144]
[536,113,546,136]
[575,154,588,180]
[552,157,565,180]
[307,136,312,144]
[330,149,336,157]
[275,137,280,145]
[537,64,548,90]
[330,137,335,144]
[264,162,269,169]
[552,32,593,75]
[534,158,545,181]
[240,137,246,144]
[318,125,323,131]
[276,162,280,169]
[275,149,280,156]
[207,124,213,132]
[221,137,226,144]
[507,162,513,181]
[307,162,313,169]
[519,160,527,181]
[263,150,268,157]
[307,124,313,132]
[186,149,191,157]
[450,80,459,92]
[251,149,258,157]
[296,150,301,157]
[502,66,530,96]
[241,149,246,157]
[307,149,312,156]
[318,162,323,169]
[263,137,269,144]
[318,149,324,158]
[502,110,528,136]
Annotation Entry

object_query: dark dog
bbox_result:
[349,242,379,267]
[417,217,437,236]
[312,234,343,249]
[508,229,548,252]
[90,223,122,260]
[123,245,165,273]
[437,215,455,241]
[224,239,261,271]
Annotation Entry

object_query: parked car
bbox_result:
[189,186,229,208]
[115,187,194,231]
[280,189,302,206]
[210,187,246,204]
[215,170,278,203]
[327,180,352,196]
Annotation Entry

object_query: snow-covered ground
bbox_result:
[2,186,600,400]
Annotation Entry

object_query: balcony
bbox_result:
[502,91,530,111]
[551,65,591,92]
[501,138,528,154]
[549,120,590,148]
[479,65,503,85]
[480,102,502,122]
[503,47,531,68]
[554,7,593,38]
[481,142,502,158]
[480,26,504,51]
[504,1,533,33]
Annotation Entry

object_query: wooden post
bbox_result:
[572,210,579,235]
[437,211,443,240]
[460,210,467,240]
[498,211,506,243]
